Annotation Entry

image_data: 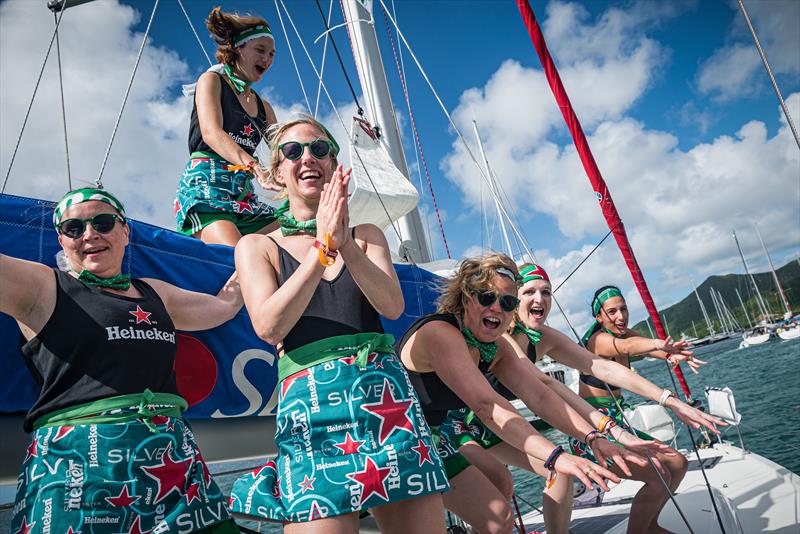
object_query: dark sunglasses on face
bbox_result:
[474,290,520,312]
[278,139,334,161]
[57,213,125,239]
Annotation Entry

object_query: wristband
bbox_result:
[312,240,338,258]
[658,389,673,407]
[596,415,613,433]
[584,430,604,447]
[314,234,336,267]
[543,445,564,471]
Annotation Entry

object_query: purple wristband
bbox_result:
[543,445,564,470]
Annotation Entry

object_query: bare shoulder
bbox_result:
[354,223,386,245]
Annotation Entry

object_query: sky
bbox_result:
[1,0,798,336]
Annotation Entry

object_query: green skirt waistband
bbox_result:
[33,389,188,430]
[278,332,395,382]
[583,395,628,410]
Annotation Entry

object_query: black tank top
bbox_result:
[395,313,493,426]
[270,234,384,353]
[21,270,179,431]
[188,72,267,156]
[486,338,537,400]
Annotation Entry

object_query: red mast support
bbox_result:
[515,0,692,400]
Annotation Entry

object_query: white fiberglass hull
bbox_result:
[739,332,771,348]
[777,327,800,341]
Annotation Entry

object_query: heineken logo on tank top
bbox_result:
[105,305,176,344]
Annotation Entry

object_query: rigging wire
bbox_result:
[273,0,312,114]
[737,0,800,151]
[314,0,364,116]
[313,0,334,117]
[96,0,161,187]
[552,224,617,294]
[380,3,451,258]
[53,8,72,190]
[176,0,213,67]
[1,1,69,194]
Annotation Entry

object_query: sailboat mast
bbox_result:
[735,288,754,329]
[662,313,671,338]
[732,229,770,322]
[473,120,514,257]
[754,222,792,317]
[694,285,715,336]
[692,320,698,339]
[340,1,431,263]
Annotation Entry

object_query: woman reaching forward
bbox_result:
[229,116,448,533]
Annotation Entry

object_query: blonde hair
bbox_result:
[206,7,271,65]
[436,253,520,317]
[264,115,339,198]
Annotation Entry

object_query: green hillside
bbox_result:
[632,260,800,338]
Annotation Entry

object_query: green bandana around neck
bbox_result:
[223,63,252,94]
[278,210,317,236]
[74,269,131,291]
[513,322,542,347]
[580,286,623,347]
[53,187,126,227]
[459,319,497,364]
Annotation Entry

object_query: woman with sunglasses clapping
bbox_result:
[3,187,244,534]
[176,7,282,246]
[228,116,449,532]
[396,254,642,534]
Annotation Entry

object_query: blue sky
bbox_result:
[1,0,798,333]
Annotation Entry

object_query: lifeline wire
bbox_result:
[177,0,213,67]
[314,0,363,115]
[273,0,312,114]
[96,0,161,187]
[552,224,618,294]
[313,0,334,117]
[53,9,72,190]
[2,0,69,194]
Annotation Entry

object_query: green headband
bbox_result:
[520,263,550,284]
[53,188,126,227]
[233,25,274,47]
[581,286,623,347]
[591,286,623,315]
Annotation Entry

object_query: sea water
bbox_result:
[1,336,797,532]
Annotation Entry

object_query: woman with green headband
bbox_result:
[2,187,244,534]
[396,253,656,534]
[229,116,449,532]
[176,7,282,246]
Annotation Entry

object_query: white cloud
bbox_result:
[697,0,800,101]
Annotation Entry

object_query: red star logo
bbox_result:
[129,305,152,324]
[233,200,254,214]
[141,442,191,503]
[66,527,81,534]
[334,432,365,455]
[150,415,170,426]
[341,352,380,366]
[242,124,254,136]
[185,481,202,505]
[411,439,433,466]
[53,425,75,442]
[23,439,38,463]
[298,474,315,493]
[173,198,180,214]
[127,515,150,534]
[360,379,415,445]
[280,368,310,398]
[13,516,34,534]
[105,484,140,507]
[273,476,282,499]
[346,457,392,505]
[251,460,277,479]
[452,421,469,434]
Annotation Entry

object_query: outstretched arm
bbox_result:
[143,272,243,331]
[0,253,56,334]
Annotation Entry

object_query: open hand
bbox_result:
[554,453,620,492]
[590,436,649,477]
[669,399,726,433]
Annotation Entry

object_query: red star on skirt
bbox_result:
[360,379,415,445]
[346,457,392,505]
[411,439,433,466]
[141,442,191,503]
[105,484,140,507]
[23,439,37,463]
[233,200,254,214]
[14,516,34,534]
[334,432,365,455]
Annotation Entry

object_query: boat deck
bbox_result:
[521,441,800,533]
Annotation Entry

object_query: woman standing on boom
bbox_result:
[229,116,449,533]
[176,7,282,246]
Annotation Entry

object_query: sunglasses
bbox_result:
[474,290,520,312]
[278,139,334,161]
[57,213,125,239]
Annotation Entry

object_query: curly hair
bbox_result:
[206,6,271,65]
[263,115,339,198]
[436,253,520,317]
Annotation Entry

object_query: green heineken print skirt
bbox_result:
[440,407,503,450]
[175,151,276,235]
[568,396,654,463]
[229,333,449,523]
[11,392,236,534]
